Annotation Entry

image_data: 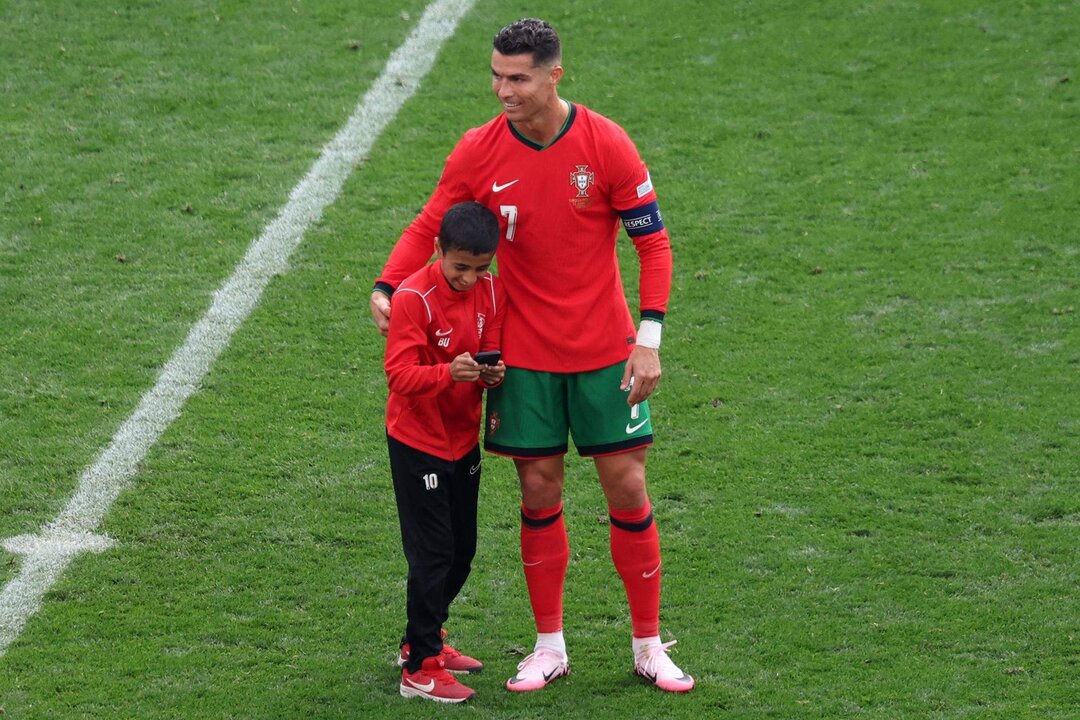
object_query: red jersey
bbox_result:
[377,103,672,373]
[384,262,505,461]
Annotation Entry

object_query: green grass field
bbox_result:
[2,0,1077,717]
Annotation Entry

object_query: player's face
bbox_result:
[437,245,494,293]
[491,50,561,124]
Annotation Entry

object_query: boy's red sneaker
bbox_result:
[399,656,476,703]
[397,629,484,674]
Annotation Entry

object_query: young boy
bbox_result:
[383,201,506,703]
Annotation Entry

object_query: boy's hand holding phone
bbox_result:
[473,350,504,386]
[478,360,505,386]
[450,351,504,384]
[450,352,482,382]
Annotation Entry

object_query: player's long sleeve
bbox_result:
[632,228,673,321]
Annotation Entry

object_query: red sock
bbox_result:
[609,502,661,638]
[520,503,569,634]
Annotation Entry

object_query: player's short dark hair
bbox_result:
[439,201,499,255]
[493,18,561,67]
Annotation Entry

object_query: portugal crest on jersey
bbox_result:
[570,164,595,198]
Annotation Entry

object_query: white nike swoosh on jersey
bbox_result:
[642,562,661,579]
[404,677,436,692]
[491,179,519,193]
[625,419,649,434]
[435,328,453,337]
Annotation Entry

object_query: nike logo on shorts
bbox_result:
[625,418,649,434]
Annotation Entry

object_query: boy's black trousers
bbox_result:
[387,434,481,672]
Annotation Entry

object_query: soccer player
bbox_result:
[371,19,694,694]
[385,201,506,703]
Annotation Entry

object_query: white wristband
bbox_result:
[636,319,662,349]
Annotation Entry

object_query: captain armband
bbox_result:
[619,200,665,237]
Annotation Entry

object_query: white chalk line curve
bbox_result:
[0,0,477,657]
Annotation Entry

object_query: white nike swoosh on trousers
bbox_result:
[625,419,649,434]
[491,179,519,192]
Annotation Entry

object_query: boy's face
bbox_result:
[436,239,494,293]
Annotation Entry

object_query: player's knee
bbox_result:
[520,476,563,508]
[605,485,649,510]
[520,480,563,509]
[516,459,565,505]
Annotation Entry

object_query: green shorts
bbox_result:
[484,362,653,458]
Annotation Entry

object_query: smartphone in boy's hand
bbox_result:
[475,350,504,387]
[473,350,501,365]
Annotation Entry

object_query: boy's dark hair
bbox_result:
[493,18,561,67]
[439,201,500,255]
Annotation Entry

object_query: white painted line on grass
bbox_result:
[0,0,476,657]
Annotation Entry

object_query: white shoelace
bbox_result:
[516,647,565,674]
[636,639,681,678]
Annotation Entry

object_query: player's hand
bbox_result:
[370,291,391,337]
[478,360,506,386]
[621,345,661,405]
[450,352,481,382]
